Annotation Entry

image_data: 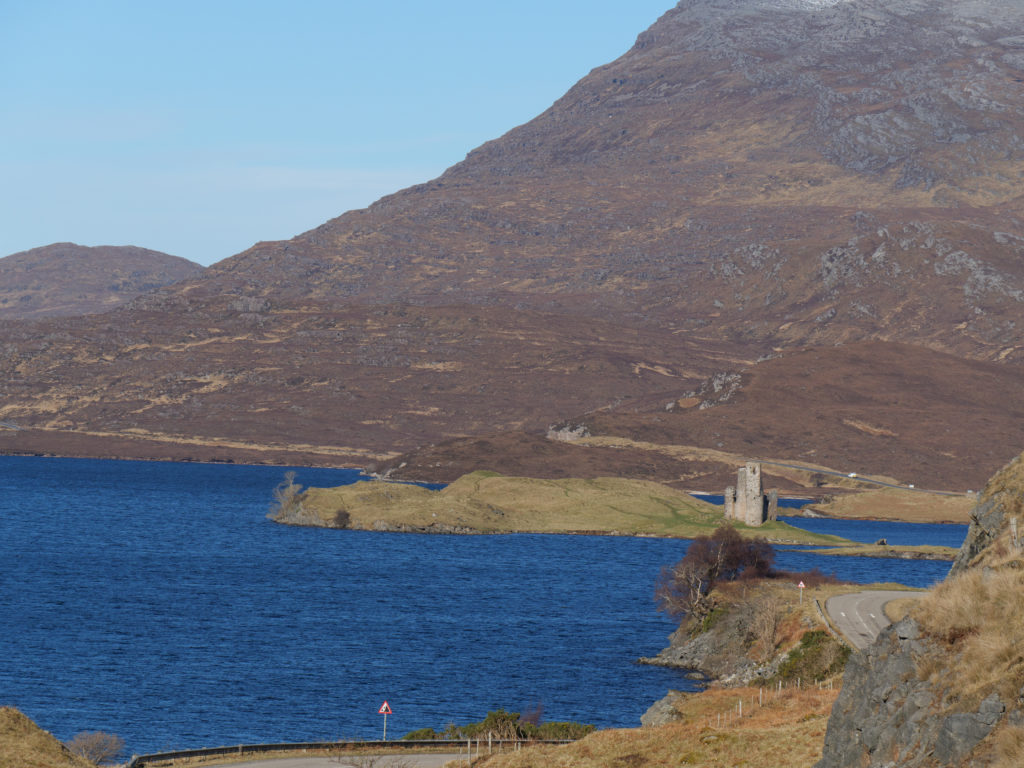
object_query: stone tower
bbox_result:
[723,462,776,527]
[742,461,763,526]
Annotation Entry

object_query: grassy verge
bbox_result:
[297,472,849,545]
[468,685,839,768]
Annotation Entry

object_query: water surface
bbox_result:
[0,456,955,754]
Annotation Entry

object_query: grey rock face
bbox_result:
[950,496,1010,575]
[933,694,1006,765]
[641,691,685,727]
[816,618,1007,767]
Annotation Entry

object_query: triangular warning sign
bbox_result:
[379,701,392,715]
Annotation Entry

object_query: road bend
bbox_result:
[825,590,920,650]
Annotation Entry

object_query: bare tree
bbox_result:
[268,471,310,524]
[656,525,775,622]
[65,731,124,765]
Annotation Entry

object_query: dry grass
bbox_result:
[463,686,838,768]
[299,472,848,544]
[798,543,958,560]
[994,725,1024,768]
[911,552,1024,709]
[0,707,94,768]
[883,596,920,623]
[802,488,973,523]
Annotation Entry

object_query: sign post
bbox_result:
[798,580,805,604]
[379,701,392,741]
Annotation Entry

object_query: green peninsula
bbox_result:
[279,471,847,545]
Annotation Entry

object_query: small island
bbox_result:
[269,470,848,546]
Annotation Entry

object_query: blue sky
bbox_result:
[1,1,673,266]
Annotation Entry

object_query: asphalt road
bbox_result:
[219,754,463,767]
[758,460,965,496]
[825,590,918,649]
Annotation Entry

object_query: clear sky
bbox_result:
[1,0,674,266]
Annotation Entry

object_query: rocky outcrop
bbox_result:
[816,618,1012,767]
[816,452,1024,767]
[640,691,687,728]
[950,496,1009,575]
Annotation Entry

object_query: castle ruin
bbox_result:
[723,461,778,527]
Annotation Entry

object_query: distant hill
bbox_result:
[0,242,203,319]
[2,0,1024,489]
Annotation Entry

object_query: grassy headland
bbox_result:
[802,487,973,523]
[291,471,848,545]
[797,543,959,560]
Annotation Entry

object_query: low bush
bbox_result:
[775,630,850,683]
[401,709,594,741]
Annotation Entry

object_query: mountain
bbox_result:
[0,243,203,319]
[2,0,1024,487]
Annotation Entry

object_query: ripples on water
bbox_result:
[0,457,960,753]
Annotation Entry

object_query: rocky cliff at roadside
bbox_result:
[815,452,1024,768]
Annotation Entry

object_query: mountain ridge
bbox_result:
[2,0,1024,486]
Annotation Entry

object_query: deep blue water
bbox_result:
[778,515,967,548]
[0,457,957,755]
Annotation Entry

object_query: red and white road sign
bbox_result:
[798,581,805,589]
[379,701,392,715]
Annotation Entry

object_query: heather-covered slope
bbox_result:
[0,242,202,319]
[2,0,1024,485]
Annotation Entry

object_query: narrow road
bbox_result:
[218,754,462,767]
[825,590,918,650]
[756,459,965,496]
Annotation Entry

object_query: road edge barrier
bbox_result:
[127,738,574,766]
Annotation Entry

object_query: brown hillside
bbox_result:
[2,0,1024,487]
[0,242,203,319]
[0,707,93,768]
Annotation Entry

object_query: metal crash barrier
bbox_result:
[128,738,574,766]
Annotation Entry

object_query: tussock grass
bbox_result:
[464,686,838,768]
[300,472,847,544]
[912,555,1024,709]
[994,725,1024,768]
[0,707,94,768]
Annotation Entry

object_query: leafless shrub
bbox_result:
[65,731,124,765]
[268,471,313,524]
[751,594,783,660]
[656,525,774,622]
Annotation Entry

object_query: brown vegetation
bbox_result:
[4,2,1024,493]
[0,707,94,768]
[0,242,201,319]
[65,731,124,766]
[912,554,1024,711]
[467,685,838,768]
